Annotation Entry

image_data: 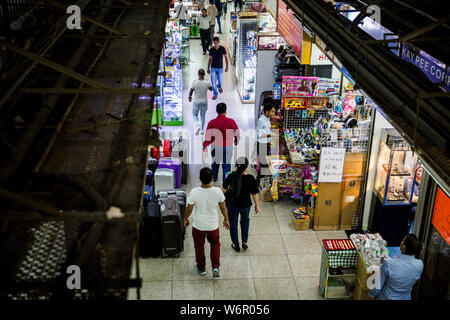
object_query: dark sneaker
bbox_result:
[212,95,217,100]
[198,268,206,276]
[212,268,220,278]
[218,88,223,93]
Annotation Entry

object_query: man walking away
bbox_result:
[203,103,240,185]
[207,0,218,43]
[255,104,276,185]
[220,0,227,18]
[189,69,212,135]
[174,0,189,26]
[207,36,228,99]
[234,0,243,12]
[184,167,230,277]
[369,234,424,300]
[215,0,222,34]
[198,9,211,54]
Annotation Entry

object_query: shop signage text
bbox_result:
[277,0,303,58]
[401,44,450,91]
[318,147,346,183]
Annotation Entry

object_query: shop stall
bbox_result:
[156,19,184,126]
[369,128,420,246]
[257,55,375,232]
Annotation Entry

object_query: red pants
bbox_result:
[192,227,220,270]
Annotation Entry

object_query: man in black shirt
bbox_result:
[207,36,228,100]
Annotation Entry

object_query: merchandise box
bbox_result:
[314,182,341,230]
[292,215,310,230]
[356,251,377,291]
[339,178,362,230]
[342,152,367,177]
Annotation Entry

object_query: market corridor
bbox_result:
[130,13,347,300]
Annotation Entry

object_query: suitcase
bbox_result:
[154,168,176,195]
[145,169,153,187]
[150,146,160,160]
[148,157,158,173]
[144,184,155,201]
[158,157,181,189]
[171,136,189,185]
[163,140,172,158]
[139,199,163,258]
[158,189,186,257]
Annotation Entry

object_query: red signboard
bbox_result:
[432,187,450,245]
[277,0,303,58]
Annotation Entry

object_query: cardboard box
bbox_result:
[339,178,362,230]
[353,278,372,300]
[314,182,341,231]
[342,152,366,177]
[292,215,310,230]
[356,251,376,290]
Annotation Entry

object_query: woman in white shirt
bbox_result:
[255,104,275,185]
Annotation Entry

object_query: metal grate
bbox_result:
[283,108,331,129]
[320,125,371,153]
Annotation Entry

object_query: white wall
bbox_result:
[361,109,395,230]
[255,49,278,124]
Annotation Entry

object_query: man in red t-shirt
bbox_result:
[203,103,240,184]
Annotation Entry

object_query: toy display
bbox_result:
[282,76,319,97]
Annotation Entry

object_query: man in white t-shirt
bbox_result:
[189,68,212,135]
[185,167,230,277]
[174,0,189,26]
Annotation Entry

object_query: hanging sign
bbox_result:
[401,44,449,90]
[318,147,346,183]
[432,187,450,245]
[277,0,303,58]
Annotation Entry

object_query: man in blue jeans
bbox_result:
[189,68,212,135]
[203,103,240,184]
[207,37,228,100]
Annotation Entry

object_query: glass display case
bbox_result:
[158,21,184,126]
[374,128,417,205]
[236,16,258,103]
[258,13,277,32]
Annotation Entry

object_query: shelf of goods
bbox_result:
[158,21,184,126]
[319,239,358,299]
[236,15,258,104]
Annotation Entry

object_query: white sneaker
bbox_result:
[195,127,201,136]
[200,130,204,135]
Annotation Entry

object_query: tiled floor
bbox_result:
[130,14,349,300]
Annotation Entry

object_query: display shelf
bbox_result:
[374,128,417,206]
[236,16,257,103]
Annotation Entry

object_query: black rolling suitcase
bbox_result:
[158,189,186,257]
[171,134,189,185]
[148,157,158,174]
[139,189,163,258]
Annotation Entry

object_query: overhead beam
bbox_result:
[44,0,125,35]
[400,14,450,42]
[1,42,108,89]
[22,88,159,94]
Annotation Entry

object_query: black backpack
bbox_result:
[225,172,242,204]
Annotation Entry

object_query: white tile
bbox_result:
[214,279,256,300]
[138,257,173,281]
[288,254,322,278]
[250,255,293,279]
[128,281,172,300]
[172,280,214,300]
[254,278,299,300]
[282,233,323,255]
[295,277,324,300]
